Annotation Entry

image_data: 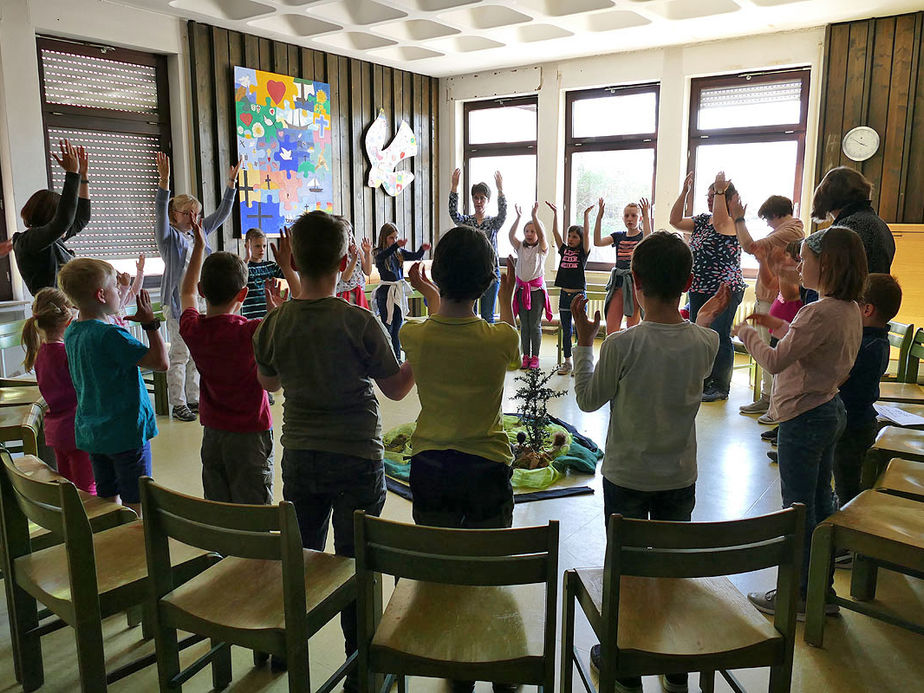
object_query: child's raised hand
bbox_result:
[397,238,408,248]
[597,197,605,213]
[117,271,131,287]
[499,255,516,300]
[514,203,522,218]
[545,201,557,214]
[271,227,293,269]
[584,204,594,217]
[531,201,539,217]
[264,278,287,311]
[190,216,205,247]
[639,197,651,216]
[361,237,372,254]
[421,242,431,252]
[127,289,155,325]
[744,312,786,332]
[694,284,730,328]
[136,254,146,274]
[571,294,600,347]
[348,238,358,256]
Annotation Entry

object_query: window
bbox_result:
[687,69,810,270]
[37,37,171,275]
[462,97,537,260]
[564,84,659,268]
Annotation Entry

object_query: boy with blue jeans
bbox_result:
[58,258,167,515]
[252,211,414,686]
[572,231,723,693]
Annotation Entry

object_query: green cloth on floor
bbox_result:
[552,440,602,475]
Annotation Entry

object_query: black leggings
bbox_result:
[559,289,584,359]
[375,288,402,360]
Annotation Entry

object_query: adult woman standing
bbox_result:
[13,139,91,294]
[811,166,894,273]
[670,170,746,402]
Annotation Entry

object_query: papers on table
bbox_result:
[874,403,924,427]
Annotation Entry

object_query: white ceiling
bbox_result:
[109,0,922,77]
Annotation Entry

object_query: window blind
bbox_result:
[40,49,159,114]
[699,79,803,110]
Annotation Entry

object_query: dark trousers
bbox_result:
[602,478,696,523]
[559,289,583,359]
[409,449,514,529]
[688,288,744,394]
[201,427,274,505]
[281,449,386,655]
[375,288,403,360]
[480,274,500,324]
[777,396,845,596]
[833,417,878,508]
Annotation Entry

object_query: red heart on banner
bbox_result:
[240,112,253,126]
[267,80,287,105]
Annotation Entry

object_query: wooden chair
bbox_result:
[872,457,924,502]
[562,507,805,693]
[860,426,924,490]
[125,301,169,415]
[0,318,29,379]
[140,476,357,693]
[0,401,44,456]
[0,453,215,691]
[878,328,924,403]
[804,490,924,646]
[354,512,559,693]
[881,320,914,382]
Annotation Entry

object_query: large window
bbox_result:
[564,84,659,268]
[462,97,537,260]
[687,69,810,269]
[37,37,172,275]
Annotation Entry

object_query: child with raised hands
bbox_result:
[735,227,866,617]
[241,228,300,320]
[335,218,372,308]
[509,203,551,369]
[22,288,95,494]
[179,218,274,505]
[548,201,592,375]
[373,222,430,360]
[110,254,145,327]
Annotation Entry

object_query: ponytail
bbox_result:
[22,288,74,372]
[21,316,41,372]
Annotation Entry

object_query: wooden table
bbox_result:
[0,385,40,408]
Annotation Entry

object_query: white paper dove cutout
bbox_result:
[365,108,417,196]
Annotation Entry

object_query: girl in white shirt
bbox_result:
[509,203,550,369]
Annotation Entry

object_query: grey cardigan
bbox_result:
[154,185,236,317]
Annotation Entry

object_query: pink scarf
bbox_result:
[514,276,552,321]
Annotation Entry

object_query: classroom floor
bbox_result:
[1,336,922,693]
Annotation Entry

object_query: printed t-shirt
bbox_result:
[180,309,271,432]
[400,316,520,464]
[515,243,546,282]
[688,214,745,294]
[610,232,643,270]
[64,319,157,454]
[252,297,399,459]
[242,261,284,320]
[34,342,77,450]
[555,244,588,290]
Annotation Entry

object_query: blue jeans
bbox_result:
[688,288,744,394]
[375,287,402,360]
[559,289,584,359]
[777,396,845,596]
[89,441,152,504]
[480,273,500,323]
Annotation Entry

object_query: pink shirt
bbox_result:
[749,218,804,302]
[34,342,78,450]
[768,294,802,336]
[740,297,862,423]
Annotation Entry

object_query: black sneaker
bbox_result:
[188,401,199,413]
[172,404,196,422]
[589,645,642,692]
[701,387,728,403]
[767,450,778,464]
[660,673,689,693]
[761,426,780,441]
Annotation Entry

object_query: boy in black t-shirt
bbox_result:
[547,201,591,375]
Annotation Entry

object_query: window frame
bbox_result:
[686,69,811,217]
[563,83,660,271]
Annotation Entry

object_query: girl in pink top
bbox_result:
[22,288,95,493]
[735,227,866,614]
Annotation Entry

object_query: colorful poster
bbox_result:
[234,66,333,235]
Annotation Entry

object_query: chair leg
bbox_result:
[804,525,834,647]
[73,617,107,692]
[8,582,44,691]
[768,664,793,693]
[850,555,878,601]
[126,605,143,629]
[153,372,169,416]
[286,638,309,693]
[211,640,232,690]
[153,625,181,692]
[699,670,715,693]
[560,572,576,693]
[397,674,407,693]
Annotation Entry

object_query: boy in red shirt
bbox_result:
[179,219,274,504]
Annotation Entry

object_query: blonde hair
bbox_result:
[58,258,116,308]
[22,288,73,371]
[168,194,201,224]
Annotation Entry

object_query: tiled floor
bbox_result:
[1,339,922,692]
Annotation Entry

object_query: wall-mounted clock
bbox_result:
[842,126,880,162]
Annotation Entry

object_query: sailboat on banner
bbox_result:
[308,176,323,193]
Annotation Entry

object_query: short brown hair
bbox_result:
[758,195,793,220]
[471,182,491,200]
[289,210,347,277]
[813,226,868,301]
[863,274,902,324]
[431,227,496,300]
[631,231,692,301]
[811,167,872,221]
[58,258,116,308]
[244,228,265,244]
[201,252,248,306]
[20,189,61,228]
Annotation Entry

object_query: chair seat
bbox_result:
[878,382,924,404]
[15,521,210,608]
[875,458,924,500]
[828,490,924,551]
[871,426,924,461]
[163,550,355,632]
[574,569,781,657]
[371,579,547,665]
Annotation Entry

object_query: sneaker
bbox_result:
[172,404,196,422]
[589,645,642,693]
[767,450,778,464]
[529,356,540,369]
[760,426,779,441]
[557,360,573,376]
[757,412,777,425]
[660,673,689,693]
[747,588,839,621]
[739,397,770,414]
[187,401,199,413]
[520,355,530,370]
[701,387,728,402]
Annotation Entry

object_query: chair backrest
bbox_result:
[601,505,805,651]
[902,327,924,384]
[887,321,915,382]
[0,319,28,351]
[139,477,307,623]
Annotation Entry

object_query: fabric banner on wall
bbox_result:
[234,66,333,235]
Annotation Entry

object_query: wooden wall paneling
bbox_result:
[273,41,288,75]
[431,77,439,242]
[372,63,385,233]
[227,31,243,251]
[326,52,341,215]
[287,44,299,76]
[189,23,216,224]
[842,22,870,139]
[880,13,917,220]
[381,66,394,226]
[402,71,413,241]
[360,61,374,240]
[300,47,315,81]
[865,17,896,212]
[392,69,405,237]
[412,73,424,249]
[904,17,924,220]
[338,56,351,220]
[417,75,430,247]
[818,24,849,177]
[258,38,272,71]
[349,59,365,232]
[243,33,259,69]
[314,51,326,83]
[210,26,234,249]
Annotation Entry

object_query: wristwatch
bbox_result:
[734,217,746,224]
[81,178,90,184]
[141,319,161,331]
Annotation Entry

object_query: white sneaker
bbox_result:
[557,361,573,375]
[757,412,778,425]
[739,397,770,414]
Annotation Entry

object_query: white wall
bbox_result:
[439,27,827,278]
[0,0,191,299]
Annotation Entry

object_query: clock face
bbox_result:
[842,126,880,162]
